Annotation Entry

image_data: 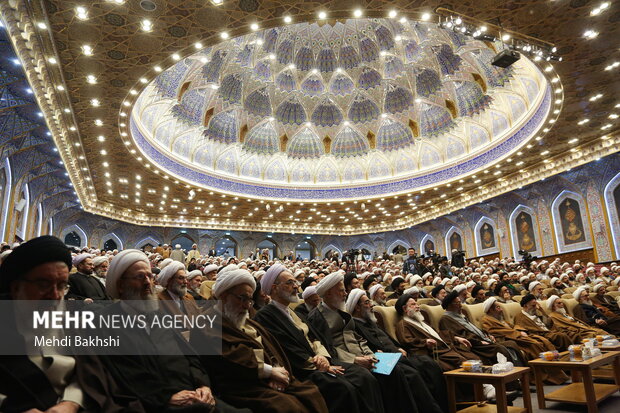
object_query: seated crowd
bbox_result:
[1,238,619,412]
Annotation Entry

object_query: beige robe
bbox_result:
[514,311,573,351]
[549,311,608,342]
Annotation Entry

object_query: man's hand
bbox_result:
[83,298,93,304]
[596,319,607,326]
[271,366,290,387]
[169,390,200,406]
[267,379,286,391]
[520,331,528,337]
[313,355,330,372]
[455,337,471,347]
[425,338,437,348]
[489,335,496,343]
[328,365,345,375]
[45,401,81,413]
[354,355,376,370]
[398,348,407,357]
[195,386,215,406]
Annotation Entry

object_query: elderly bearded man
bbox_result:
[156,261,201,329]
[481,297,567,385]
[348,289,446,413]
[91,256,109,286]
[294,286,321,322]
[514,294,572,351]
[573,286,620,335]
[591,283,620,316]
[439,291,524,366]
[306,273,421,413]
[67,253,110,301]
[546,295,609,342]
[97,249,249,413]
[255,265,384,413]
[191,265,328,413]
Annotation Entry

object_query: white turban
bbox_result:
[294,269,305,278]
[573,286,587,301]
[368,284,383,299]
[600,267,610,275]
[73,253,93,267]
[212,266,256,299]
[528,281,541,292]
[519,275,529,283]
[158,261,185,287]
[92,256,109,267]
[550,277,559,287]
[253,270,266,280]
[302,285,318,300]
[203,264,218,274]
[422,272,432,280]
[187,269,202,280]
[315,272,344,297]
[432,277,442,286]
[546,295,559,310]
[261,263,287,295]
[175,244,182,249]
[466,281,476,289]
[106,249,150,299]
[483,297,497,313]
[592,283,606,293]
[159,258,173,269]
[409,275,422,286]
[403,286,419,296]
[345,288,366,314]
[453,284,466,293]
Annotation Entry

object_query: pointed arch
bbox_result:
[551,190,592,253]
[445,226,464,260]
[0,157,12,242]
[386,239,411,255]
[604,172,620,259]
[101,232,124,251]
[35,203,43,238]
[321,244,342,258]
[509,205,542,259]
[61,224,88,248]
[419,234,436,256]
[134,236,162,249]
[474,216,499,256]
[15,183,30,240]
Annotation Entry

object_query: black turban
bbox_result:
[441,290,460,310]
[344,272,358,289]
[471,285,485,299]
[390,277,405,291]
[395,293,414,316]
[520,293,536,307]
[0,236,72,293]
[300,275,316,290]
[362,275,377,290]
[430,284,445,298]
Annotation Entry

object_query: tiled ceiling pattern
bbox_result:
[1,0,618,235]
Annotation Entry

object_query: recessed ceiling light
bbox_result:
[86,74,97,84]
[75,6,88,20]
[194,42,203,49]
[421,12,431,21]
[129,89,138,95]
[583,30,598,39]
[250,23,259,31]
[154,65,162,72]
[98,135,105,142]
[353,9,363,18]
[95,119,103,126]
[283,15,292,23]
[91,98,100,107]
[63,108,71,113]
[318,11,327,19]
[81,44,93,55]
[388,10,397,18]
[48,57,57,64]
[56,85,65,91]
[172,53,180,60]
[37,22,47,30]
[220,32,229,39]
[141,19,153,32]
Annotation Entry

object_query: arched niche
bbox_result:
[604,172,620,259]
[445,226,465,260]
[419,234,436,256]
[14,183,30,241]
[551,190,592,253]
[214,236,238,258]
[171,233,196,251]
[294,239,316,260]
[352,242,374,258]
[509,205,542,259]
[101,232,124,251]
[257,238,279,260]
[386,239,410,255]
[474,216,499,256]
[0,158,11,242]
[60,225,88,248]
[134,236,162,250]
[321,244,342,259]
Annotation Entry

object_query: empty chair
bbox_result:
[499,302,522,327]
[420,304,445,332]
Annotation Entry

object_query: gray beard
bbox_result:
[407,309,425,322]
[557,308,567,316]
[223,300,249,329]
[363,307,377,323]
[94,269,107,279]
[583,299,593,306]
[169,284,187,297]
[278,289,299,304]
[492,312,504,322]
[121,289,160,314]
[326,297,346,312]
[305,302,317,312]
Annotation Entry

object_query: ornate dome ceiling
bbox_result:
[132,18,549,200]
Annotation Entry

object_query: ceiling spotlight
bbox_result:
[140,19,152,32]
[37,22,47,30]
[64,108,71,113]
[212,0,223,4]
[154,65,162,72]
[48,57,57,64]
[250,23,259,31]
[75,6,88,20]
[81,44,93,55]
[353,9,363,18]
[480,25,487,32]
[318,11,327,19]
[421,12,431,21]
[123,101,131,107]
[583,30,598,39]
[94,119,103,126]
[90,98,100,106]
[98,135,105,142]
[194,42,203,49]
[139,78,147,83]
[56,85,65,91]
[388,10,398,18]
[501,34,511,41]
[86,74,97,84]
[399,17,407,24]
[172,53,180,60]
[454,17,462,25]
[283,15,292,24]
[130,89,138,95]
[220,31,229,39]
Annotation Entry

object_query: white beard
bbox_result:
[407,309,425,322]
[557,308,567,316]
[363,307,377,323]
[278,289,299,304]
[583,299,593,306]
[121,287,160,314]
[169,283,187,297]
[326,296,346,312]
[223,300,249,329]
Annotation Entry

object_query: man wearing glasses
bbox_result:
[191,264,328,413]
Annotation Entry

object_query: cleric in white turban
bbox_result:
[345,288,367,314]
[261,263,287,296]
[158,261,185,288]
[105,249,150,299]
[483,296,497,314]
[212,264,256,299]
[315,272,344,297]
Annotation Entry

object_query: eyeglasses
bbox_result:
[121,273,154,282]
[20,279,70,294]
[274,279,299,287]
[230,294,254,305]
